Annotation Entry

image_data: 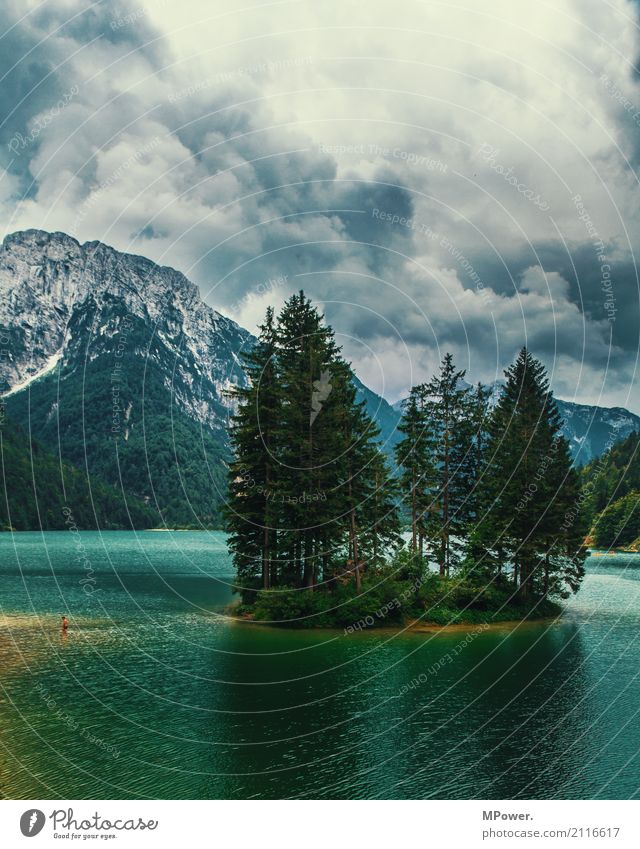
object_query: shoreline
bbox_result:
[226,607,563,633]
[405,615,561,633]
[0,609,561,634]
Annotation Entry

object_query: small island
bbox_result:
[225,293,587,628]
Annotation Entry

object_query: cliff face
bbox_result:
[2,229,636,528]
[0,230,254,526]
[0,229,252,431]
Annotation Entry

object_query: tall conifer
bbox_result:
[423,354,472,575]
[472,348,585,599]
[225,308,280,592]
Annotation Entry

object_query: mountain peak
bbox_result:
[2,228,83,259]
[0,228,252,418]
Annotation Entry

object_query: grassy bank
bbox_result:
[233,568,563,629]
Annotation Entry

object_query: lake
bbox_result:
[0,531,639,799]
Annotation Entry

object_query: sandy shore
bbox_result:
[405,616,560,633]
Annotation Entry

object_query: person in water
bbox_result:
[61,615,69,632]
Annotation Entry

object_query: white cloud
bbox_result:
[1,0,639,409]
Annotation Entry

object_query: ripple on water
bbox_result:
[1,536,640,798]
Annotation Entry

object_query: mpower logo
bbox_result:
[20,809,45,837]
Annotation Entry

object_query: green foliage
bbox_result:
[253,570,414,628]
[5,313,228,528]
[0,416,156,530]
[253,586,334,626]
[394,387,437,556]
[391,547,430,583]
[469,348,587,600]
[394,361,491,577]
[592,491,640,548]
[225,308,280,589]
[225,292,401,593]
[580,431,640,529]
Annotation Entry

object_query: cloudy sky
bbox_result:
[2,0,639,409]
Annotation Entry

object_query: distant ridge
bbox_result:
[1,229,635,530]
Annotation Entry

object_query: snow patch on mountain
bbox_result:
[0,229,252,431]
[2,349,62,397]
[1,229,637,465]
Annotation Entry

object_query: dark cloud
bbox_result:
[1,0,639,409]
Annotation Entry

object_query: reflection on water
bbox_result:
[0,533,639,799]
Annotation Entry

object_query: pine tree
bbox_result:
[273,292,349,588]
[225,308,280,594]
[538,422,588,596]
[394,387,436,555]
[463,382,491,527]
[472,348,586,600]
[339,374,402,585]
[423,354,472,575]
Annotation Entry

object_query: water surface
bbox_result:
[0,532,639,799]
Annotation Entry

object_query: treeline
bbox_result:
[0,415,156,530]
[398,348,587,600]
[580,432,640,548]
[226,294,587,622]
[225,292,401,595]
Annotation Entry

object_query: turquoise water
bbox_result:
[0,532,639,799]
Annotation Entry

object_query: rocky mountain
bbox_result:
[0,229,252,527]
[1,229,637,528]
[0,229,252,428]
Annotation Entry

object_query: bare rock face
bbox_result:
[1,229,637,466]
[0,229,252,430]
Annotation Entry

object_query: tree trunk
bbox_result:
[322,534,330,582]
[518,558,530,600]
[351,509,361,592]
[294,536,302,586]
[262,525,270,589]
[543,552,549,596]
[411,468,417,553]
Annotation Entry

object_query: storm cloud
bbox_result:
[1,0,639,409]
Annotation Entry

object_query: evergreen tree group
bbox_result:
[225,293,401,597]
[226,294,587,612]
[397,348,586,599]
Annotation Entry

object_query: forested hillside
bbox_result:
[5,315,231,528]
[0,416,156,530]
[581,432,640,548]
